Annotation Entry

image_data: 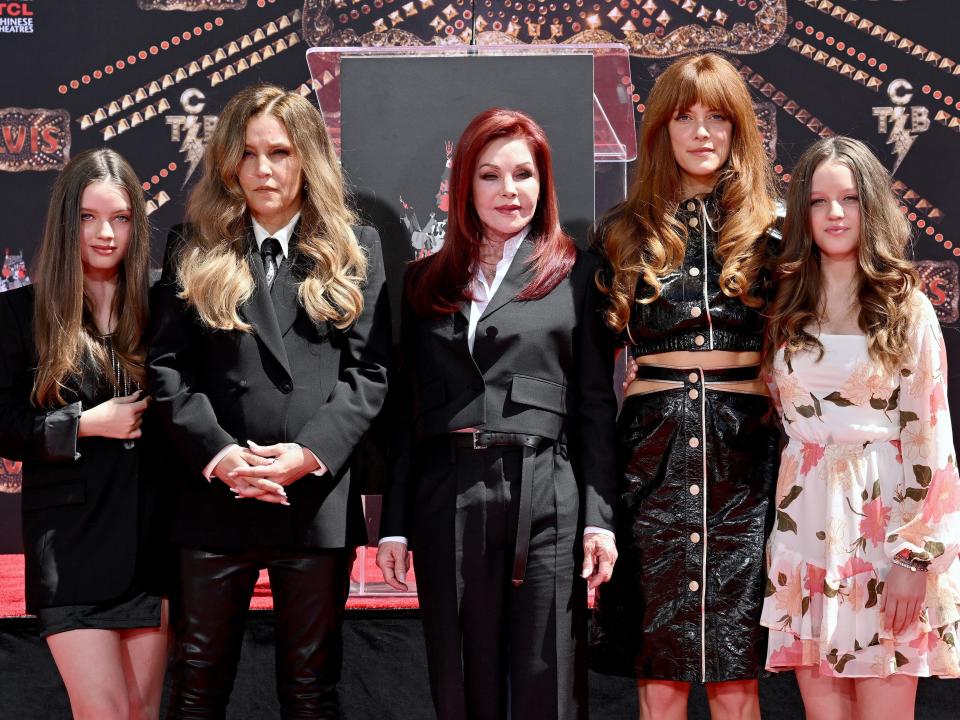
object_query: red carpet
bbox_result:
[0,549,418,617]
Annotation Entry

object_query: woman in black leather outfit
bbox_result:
[591,53,782,719]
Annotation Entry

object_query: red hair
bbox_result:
[407,107,577,316]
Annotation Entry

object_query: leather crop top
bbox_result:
[593,194,783,357]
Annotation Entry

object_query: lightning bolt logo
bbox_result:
[179,116,205,188]
[874,80,930,175]
[887,107,915,174]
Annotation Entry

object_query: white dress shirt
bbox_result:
[251,212,299,259]
[379,227,613,545]
[467,227,527,351]
[203,212,328,480]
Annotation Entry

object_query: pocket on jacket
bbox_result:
[510,375,567,415]
[21,479,85,511]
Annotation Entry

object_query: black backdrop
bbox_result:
[1,0,958,551]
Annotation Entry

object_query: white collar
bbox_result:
[251,212,301,258]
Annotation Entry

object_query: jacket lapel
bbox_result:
[240,237,292,379]
[478,236,534,322]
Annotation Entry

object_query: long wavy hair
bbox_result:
[32,149,149,407]
[406,107,576,316]
[178,84,365,331]
[764,136,917,374]
[598,53,777,333]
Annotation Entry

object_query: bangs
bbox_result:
[671,63,737,116]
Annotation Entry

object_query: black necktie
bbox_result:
[261,237,281,289]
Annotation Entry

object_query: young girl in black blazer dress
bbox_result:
[0,148,166,719]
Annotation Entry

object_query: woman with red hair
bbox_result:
[377,107,619,719]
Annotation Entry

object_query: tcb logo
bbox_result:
[165,89,218,187]
[872,80,930,173]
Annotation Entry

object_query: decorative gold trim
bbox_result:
[784,36,882,91]
[730,60,835,139]
[801,0,959,76]
[138,0,246,10]
[302,0,787,57]
[81,10,300,136]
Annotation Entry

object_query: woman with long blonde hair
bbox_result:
[591,53,782,719]
[762,136,960,719]
[0,148,166,719]
[148,84,390,716]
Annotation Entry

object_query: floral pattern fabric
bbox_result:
[762,292,960,677]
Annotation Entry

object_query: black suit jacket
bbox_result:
[381,239,618,540]
[0,286,165,612]
[147,224,391,549]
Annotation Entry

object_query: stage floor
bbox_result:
[1,554,958,718]
[0,549,417,617]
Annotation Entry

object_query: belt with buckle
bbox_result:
[451,431,547,587]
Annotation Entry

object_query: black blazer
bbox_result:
[380,239,619,539]
[147,224,391,550]
[0,286,164,613]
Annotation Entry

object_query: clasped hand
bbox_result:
[212,440,320,505]
[78,392,149,439]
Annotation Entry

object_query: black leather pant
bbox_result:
[165,546,352,720]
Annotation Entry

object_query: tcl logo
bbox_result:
[0,3,33,16]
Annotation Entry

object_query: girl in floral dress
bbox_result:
[762,136,960,718]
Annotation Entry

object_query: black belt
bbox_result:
[451,431,548,587]
[634,363,760,383]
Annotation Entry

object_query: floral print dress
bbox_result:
[762,292,960,677]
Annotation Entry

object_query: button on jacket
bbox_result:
[380,238,619,720]
[147,223,391,550]
[594,194,782,357]
[590,196,784,682]
[380,239,619,543]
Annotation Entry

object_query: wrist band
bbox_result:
[891,555,929,573]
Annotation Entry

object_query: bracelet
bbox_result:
[891,555,929,573]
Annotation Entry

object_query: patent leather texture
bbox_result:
[166,547,351,719]
[589,199,783,680]
[592,381,780,682]
[594,194,781,356]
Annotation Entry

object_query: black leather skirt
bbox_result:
[591,365,780,683]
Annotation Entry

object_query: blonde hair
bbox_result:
[598,53,777,333]
[178,84,366,331]
[33,149,149,406]
[765,136,917,374]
